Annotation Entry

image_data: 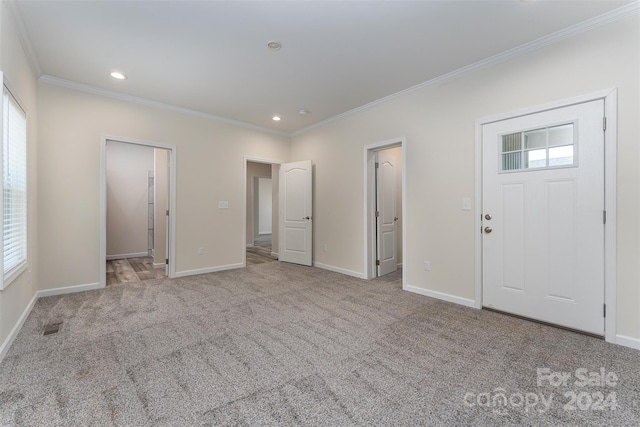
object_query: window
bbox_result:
[500,123,575,172]
[1,86,27,289]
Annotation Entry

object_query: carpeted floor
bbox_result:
[0,262,638,426]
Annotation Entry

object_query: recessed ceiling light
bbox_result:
[267,41,282,51]
[110,72,127,80]
[272,116,281,121]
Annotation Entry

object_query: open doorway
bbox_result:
[364,139,406,283]
[245,160,280,266]
[101,138,176,287]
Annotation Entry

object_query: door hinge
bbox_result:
[603,117,607,131]
[603,210,606,224]
[376,259,380,266]
[603,303,606,318]
[166,258,169,265]
[166,210,169,216]
[376,211,380,217]
[375,162,379,169]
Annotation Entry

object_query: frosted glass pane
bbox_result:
[549,124,573,147]
[502,133,521,152]
[549,145,574,166]
[502,152,521,171]
[525,149,546,169]
[524,128,546,149]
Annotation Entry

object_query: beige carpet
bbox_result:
[0,262,638,426]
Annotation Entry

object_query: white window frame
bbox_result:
[1,74,28,290]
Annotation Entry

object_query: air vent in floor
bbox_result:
[42,322,63,336]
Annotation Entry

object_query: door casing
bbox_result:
[363,137,406,282]
[100,136,177,287]
[474,89,618,343]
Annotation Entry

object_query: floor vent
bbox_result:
[42,322,63,336]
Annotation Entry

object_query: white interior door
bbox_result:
[376,151,398,276]
[279,160,312,266]
[482,100,605,335]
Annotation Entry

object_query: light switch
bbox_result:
[462,198,471,211]
[218,201,229,209]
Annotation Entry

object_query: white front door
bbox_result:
[279,160,313,266]
[376,150,398,276]
[482,99,605,335]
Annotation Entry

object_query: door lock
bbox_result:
[484,214,492,220]
[484,227,493,234]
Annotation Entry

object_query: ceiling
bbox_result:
[13,0,634,134]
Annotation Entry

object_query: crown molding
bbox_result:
[3,0,43,78]
[292,1,640,137]
[38,75,290,138]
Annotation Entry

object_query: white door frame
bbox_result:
[363,137,407,283]
[100,136,178,287]
[243,157,284,266]
[474,89,617,343]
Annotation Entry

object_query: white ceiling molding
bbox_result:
[3,0,42,78]
[291,1,639,137]
[38,75,290,138]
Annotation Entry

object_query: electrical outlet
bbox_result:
[197,247,204,255]
[424,261,431,271]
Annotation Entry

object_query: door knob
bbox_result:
[485,214,492,220]
[303,216,310,220]
[484,226,492,234]
[394,217,398,221]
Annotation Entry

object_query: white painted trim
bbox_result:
[37,282,102,298]
[243,157,285,267]
[313,262,366,280]
[173,263,244,278]
[474,89,618,343]
[39,75,289,137]
[363,137,407,287]
[0,293,37,363]
[615,335,640,350]
[106,252,148,261]
[101,136,177,287]
[603,90,617,346]
[403,284,476,308]
[292,3,639,137]
[153,263,166,269]
[270,252,279,258]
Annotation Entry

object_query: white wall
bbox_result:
[154,148,168,267]
[258,178,272,234]
[0,2,39,355]
[37,83,290,287]
[291,17,639,340]
[106,141,154,258]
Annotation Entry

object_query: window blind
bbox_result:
[2,87,27,283]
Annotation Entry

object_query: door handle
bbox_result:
[484,226,492,234]
[303,216,310,220]
[394,217,398,221]
[485,214,492,220]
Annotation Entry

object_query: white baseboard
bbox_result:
[37,282,103,298]
[403,283,476,308]
[615,334,640,350]
[270,252,279,258]
[106,252,148,261]
[313,262,365,279]
[0,281,103,363]
[258,232,272,235]
[153,263,166,269]
[0,293,38,363]
[173,263,244,278]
